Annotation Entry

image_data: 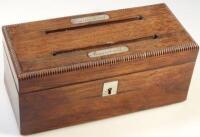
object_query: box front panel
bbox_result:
[20,62,194,134]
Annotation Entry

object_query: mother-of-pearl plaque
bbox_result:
[88,46,129,58]
[71,14,109,24]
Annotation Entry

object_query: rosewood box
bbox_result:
[3,3,199,135]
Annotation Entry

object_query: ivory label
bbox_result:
[71,14,109,24]
[88,46,129,58]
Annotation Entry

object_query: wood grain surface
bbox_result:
[3,3,199,134]
[19,62,194,134]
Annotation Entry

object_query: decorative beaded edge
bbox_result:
[18,42,199,81]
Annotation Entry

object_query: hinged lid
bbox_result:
[3,3,199,94]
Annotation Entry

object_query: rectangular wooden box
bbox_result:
[2,3,199,135]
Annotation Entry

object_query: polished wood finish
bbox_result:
[20,62,194,134]
[3,3,199,134]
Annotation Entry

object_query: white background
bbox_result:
[0,0,200,137]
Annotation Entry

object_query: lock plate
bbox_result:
[102,81,118,97]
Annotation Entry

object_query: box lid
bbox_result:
[3,3,199,94]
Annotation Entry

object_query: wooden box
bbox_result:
[3,3,199,135]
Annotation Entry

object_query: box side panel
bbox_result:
[20,61,194,134]
[4,50,20,129]
[2,27,20,91]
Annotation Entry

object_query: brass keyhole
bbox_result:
[108,88,112,94]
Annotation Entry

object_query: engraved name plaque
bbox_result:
[71,14,110,24]
[88,46,129,58]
